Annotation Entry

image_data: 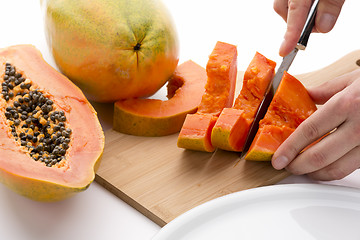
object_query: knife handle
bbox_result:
[297,0,319,50]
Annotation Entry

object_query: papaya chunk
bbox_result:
[113,60,207,136]
[244,125,295,161]
[245,71,317,161]
[177,41,237,152]
[211,52,276,151]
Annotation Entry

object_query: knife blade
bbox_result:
[239,0,319,160]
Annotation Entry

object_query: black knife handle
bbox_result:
[297,0,319,49]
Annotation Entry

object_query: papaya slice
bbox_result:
[211,52,276,151]
[113,60,207,136]
[0,45,104,201]
[245,71,317,161]
[177,41,237,152]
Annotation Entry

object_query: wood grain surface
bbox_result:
[95,50,360,226]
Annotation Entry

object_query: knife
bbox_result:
[239,0,319,159]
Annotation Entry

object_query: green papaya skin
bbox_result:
[41,0,179,102]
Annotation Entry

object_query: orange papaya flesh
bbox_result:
[177,41,237,152]
[245,71,317,161]
[197,41,238,115]
[176,113,217,152]
[211,108,250,151]
[211,52,276,151]
[244,125,294,161]
[113,60,207,137]
[0,45,104,201]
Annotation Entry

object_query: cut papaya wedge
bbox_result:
[245,71,317,161]
[211,52,276,151]
[177,41,237,152]
[113,60,207,136]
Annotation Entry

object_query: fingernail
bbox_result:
[279,40,286,57]
[317,13,336,33]
[272,155,289,170]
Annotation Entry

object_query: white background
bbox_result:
[1,0,360,239]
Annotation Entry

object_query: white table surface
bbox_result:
[1,1,360,239]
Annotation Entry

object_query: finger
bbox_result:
[308,69,360,104]
[272,94,346,170]
[308,145,360,181]
[285,119,359,175]
[315,0,345,33]
[279,0,313,57]
[273,0,289,22]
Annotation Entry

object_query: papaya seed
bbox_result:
[2,63,73,167]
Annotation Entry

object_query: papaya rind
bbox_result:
[0,151,102,202]
[244,150,273,161]
[114,102,196,137]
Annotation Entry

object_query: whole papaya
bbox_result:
[41,0,179,102]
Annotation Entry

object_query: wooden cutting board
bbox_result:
[95,50,360,227]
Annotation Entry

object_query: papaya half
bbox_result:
[41,0,179,103]
[113,60,207,136]
[211,52,276,151]
[177,41,238,152]
[245,71,317,161]
[0,45,104,201]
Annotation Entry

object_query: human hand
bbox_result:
[274,0,345,57]
[272,68,360,180]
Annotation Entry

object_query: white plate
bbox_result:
[152,184,360,240]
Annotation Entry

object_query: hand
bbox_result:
[274,0,345,57]
[272,69,360,181]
